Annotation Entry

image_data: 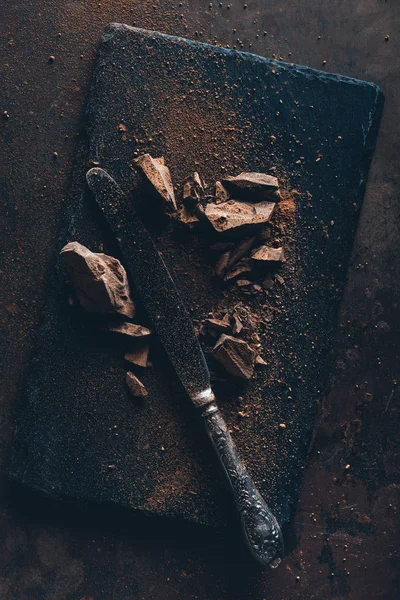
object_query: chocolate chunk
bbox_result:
[227,237,256,268]
[222,172,280,202]
[232,312,243,335]
[106,322,152,338]
[204,200,275,234]
[236,279,252,287]
[126,371,148,397]
[251,245,286,263]
[212,334,256,379]
[214,181,230,204]
[183,172,204,206]
[214,252,231,278]
[134,154,176,211]
[224,258,253,281]
[255,355,268,367]
[125,342,150,367]
[60,242,135,318]
[205,315,231,334]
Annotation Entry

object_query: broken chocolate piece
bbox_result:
[224,258,253,281]
[183,172,204,206]
[251,245,286,263]
[204,200,275,234]
[214,181,230,204]
[227,237,256,268]
[214,252,231,278]
[60,242,135,318]
[125,342,150,367]
[255,355,268,367]
[222,172,280,202]
[232,312,243,335]
[205,315,231,334]
[134,153,177,211]
[126,371,148,397]
[236,279,252,287]
[106,322,152,338]
[212,334,256,379]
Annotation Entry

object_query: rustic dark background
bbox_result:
[0,1,399,599]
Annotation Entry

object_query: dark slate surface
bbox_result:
[9,25,383,531]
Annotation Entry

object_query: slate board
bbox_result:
[9,25,383,531]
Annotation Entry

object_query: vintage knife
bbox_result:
[86,167,284,567]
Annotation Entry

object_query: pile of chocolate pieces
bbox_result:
[60,155,291,395]
[60,242,151,398]
[134,154,287,290]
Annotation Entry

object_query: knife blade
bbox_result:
[86,167,283,567]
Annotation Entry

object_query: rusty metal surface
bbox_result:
[0,1,399,598]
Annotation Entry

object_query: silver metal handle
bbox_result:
[201,402,283,567]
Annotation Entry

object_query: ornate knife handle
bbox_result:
[200,401,284,567]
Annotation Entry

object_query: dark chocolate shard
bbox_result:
[106,322,152,338]
[224,258,253,281]
[60,241,135,318]
[214,181,230,204]
[222,172,280,202]
[126,371,148,397]
[251,245,286,263]
[214,252,231,278]
[255,355,268,367]
[227,237,256,268]
[125,342,150,367]
[134,154,177,211]
[205,315,231,334]
[183,172,204,206]
[232,312,244,335]
[212,334,256,379]
[204,199,275,234]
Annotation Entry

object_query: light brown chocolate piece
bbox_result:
[204,200,275,234]
[251,245,286,263]
[134,154,176,211]
[60,242,135,318]
[126,371,148,397]
[212,334,256,379]
[222,172,280,202]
